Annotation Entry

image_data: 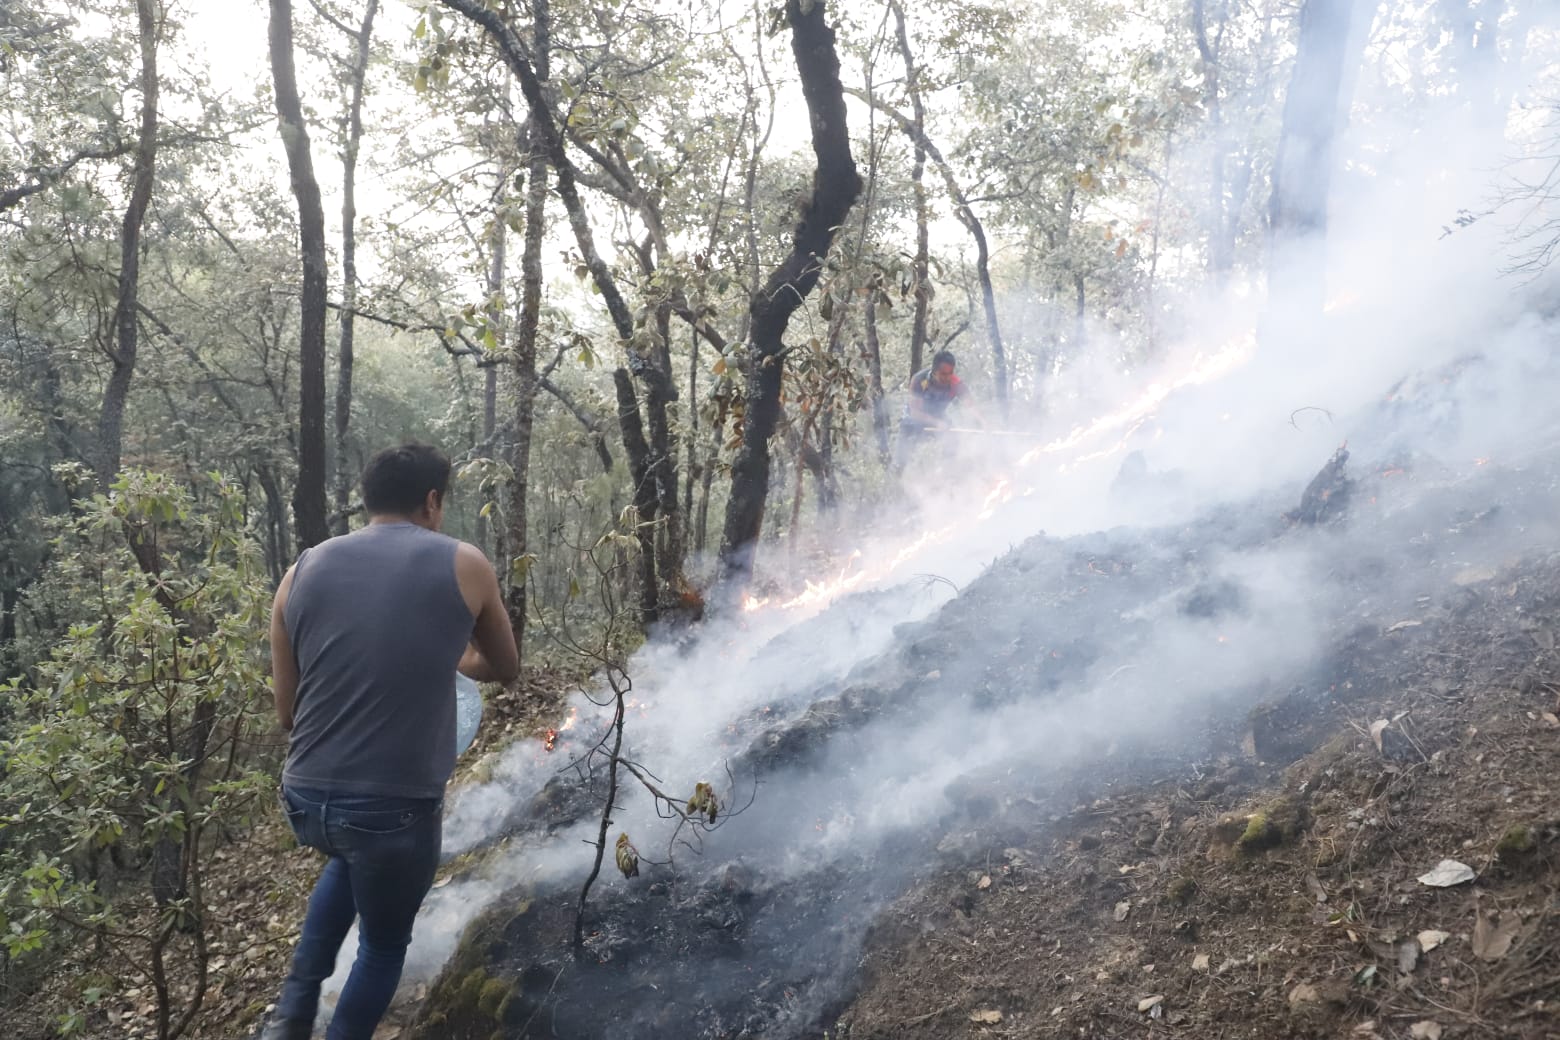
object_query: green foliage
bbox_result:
[0,471,275,1035]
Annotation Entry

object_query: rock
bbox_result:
[1288,979,1348,1023]
[1494,822,1536,863]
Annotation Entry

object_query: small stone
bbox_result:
[1192,953,1211,971]
[1138,995,1163,1013]
[1289,983,1321,1007]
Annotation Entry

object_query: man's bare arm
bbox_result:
[270,568,300,731]
[456,543,521,683]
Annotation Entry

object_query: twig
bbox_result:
[1289,406,1334,431]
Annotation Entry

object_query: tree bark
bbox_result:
[95,0,159,486]
[269,0,332,549]
[509,97,549,650]
[332,0,378,536]
[1268,0,1364,317]
[890,0,932,379]
[716,0,862,592]
[614,367,659,623]
[862,289,890,463]
[1192,0,1232,280]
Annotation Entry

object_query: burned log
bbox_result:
[1287,445,1353,525]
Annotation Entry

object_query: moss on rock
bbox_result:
[1495,822,1536,862]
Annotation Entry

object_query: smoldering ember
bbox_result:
[1,3,1559,1040]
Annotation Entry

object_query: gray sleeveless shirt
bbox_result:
[281,522,475,798]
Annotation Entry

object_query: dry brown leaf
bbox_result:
[968,1009,1002,1024]
[1192,953,1211,971]
[1417,860,1476,887]
[1472,912,1520,961]
[1138,995,1164,1013]
[1417,929,1449,952]
[976,875,991,890]
[1540,712,1559,730]
[1370,719,1390,752]
[1410,1023,1443,1040]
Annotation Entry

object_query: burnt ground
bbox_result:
[20,448,1550,1040]
[395,445,1560,1040]
[838,551,1560,1040]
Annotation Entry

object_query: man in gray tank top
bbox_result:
[260,444,519,1040]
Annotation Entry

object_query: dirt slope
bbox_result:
[835,551,1560,1040]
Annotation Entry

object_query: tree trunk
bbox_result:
[482,145,507,560]
[509,107,549,652]
[683,326,698,557]
[614,367,660,623]
[270,0,332,549]
[716,0,862,593]
[332,0,378,536]
[890,0,931,379]
[95,0,159,487]
[862,290,890,463]
[1192,0,1232,280]
[1268,0,1363,317]
[644,303,685,608]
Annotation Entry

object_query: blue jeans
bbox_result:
[273,786,442,1040]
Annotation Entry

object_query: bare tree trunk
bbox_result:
[683,326,698,557]
[614,367,660,623]
[1268,0,1363,317]
[332,0,378,536]
[716,0,862,593]
[890,0,931,378]
[1192,0,1233,280]
[95,0,159,486]
[862,291,890,463]
[507,108,548,651]
[482,144,508,559]
[644,304,685,608]
[270,0,331,549]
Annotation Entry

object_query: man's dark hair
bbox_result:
[932,350,957,370]
[360,443,451,516]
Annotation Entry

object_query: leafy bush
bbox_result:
[0,471,275,1039]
